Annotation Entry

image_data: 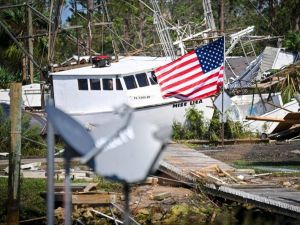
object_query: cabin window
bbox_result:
[149,71,157,85]
[103,78,113,90]
[116,78,123,90]
[90,79,101,90]
[124,75,137,90]
[135,73,149,87]
[78,79,88,90]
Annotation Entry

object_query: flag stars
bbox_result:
[196,37,224,73]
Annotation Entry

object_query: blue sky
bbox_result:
[61,1,85,24]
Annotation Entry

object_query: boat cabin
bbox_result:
[50,56,173,114]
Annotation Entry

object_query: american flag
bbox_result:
[154,37,224,101]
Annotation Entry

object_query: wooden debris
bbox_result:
[190,164,238,184]
[152,192,171,201]
[246,115,300,123]
[143,177,159,185]
[235,169,255,174]
[83,183,98,192]
[207,174,226,184]
[72,192,117,205]
[253,173,272,177]
[218,167,238,183]
[21,162,41,170]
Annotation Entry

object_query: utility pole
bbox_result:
[7,83,22,225]
[220,0,225,147]
[27,0,34,83]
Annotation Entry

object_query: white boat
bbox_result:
[227,93,300,134]
[0,83,41,109]
[50,56,215,128]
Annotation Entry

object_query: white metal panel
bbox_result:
[272,51,294,69]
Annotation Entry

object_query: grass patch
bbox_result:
[0,176,121,223]
[232,160,300,175]
[0,177,46,223]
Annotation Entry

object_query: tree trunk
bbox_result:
[138,2,146,49]
[295,16,300,31]
[21,54,27,83]
[269,0,274,27]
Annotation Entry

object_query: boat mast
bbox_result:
[150,0,176,60]
[203,0,216,31]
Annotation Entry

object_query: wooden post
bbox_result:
[7,83,22,225]
[27,0,34,83]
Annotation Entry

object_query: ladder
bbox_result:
[240,36,257,65]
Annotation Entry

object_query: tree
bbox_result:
[283,31,300,52]
[0,105,46,156]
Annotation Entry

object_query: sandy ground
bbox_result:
[196,141,300,163]
[194,141,300,189]
[129,184,195,213]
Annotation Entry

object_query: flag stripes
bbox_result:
[154,37,224,101]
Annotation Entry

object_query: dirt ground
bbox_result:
[129,184,195,212]
[194,141,300,189]
[196,141,300,163]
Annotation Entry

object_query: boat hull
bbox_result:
[68,98,214,129]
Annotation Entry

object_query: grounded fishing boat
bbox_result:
[50,56,215,128]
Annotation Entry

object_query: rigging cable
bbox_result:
[247,0,279,35]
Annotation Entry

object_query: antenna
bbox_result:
[46,103,171,225]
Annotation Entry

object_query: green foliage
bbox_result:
[95,176,122,192]
[172,107,206,140]
[0,66,20,89]
[280,70,300,104]
[0,105,10,151]
[172,121,186,140]
[0,105,46,157]
[0,177,46,222]
[172,107,254,141]
[283,31,300,52]
[185,107,206,139]
[207,110,221,141]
